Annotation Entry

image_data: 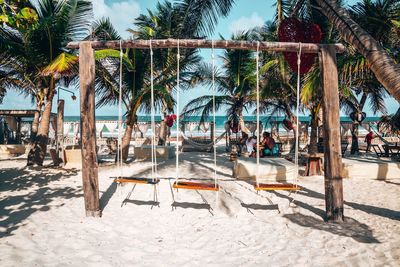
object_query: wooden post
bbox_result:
[210,122,214,140]
[57,100,65,165]
[16,117,21,144]
[320,45,344,222]
[79,42,101,217]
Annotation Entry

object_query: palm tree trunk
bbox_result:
[30,101,42,141]
[309,110,318,154]
[350,122,359,155]
[159,112,168,146]
[315,0,400,101]
[27,82,55,166]
[121,114,136,162]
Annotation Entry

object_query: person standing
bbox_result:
[365,131,375,152]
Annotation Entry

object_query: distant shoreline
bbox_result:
[64,115,382,123]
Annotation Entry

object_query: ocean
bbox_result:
[64,115,381,128]
[62,115,381,138]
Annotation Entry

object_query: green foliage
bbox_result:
[0,0,93,104]
[0,0,38,29]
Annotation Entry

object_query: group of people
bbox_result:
[239,131,279,157]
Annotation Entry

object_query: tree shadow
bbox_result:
[271,190,326,219]
[294,187,400,221]
[283,213,380,243]
[99,182,117,211]
[0,167,81,238]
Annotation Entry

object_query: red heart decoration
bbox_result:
[278,18,322,74]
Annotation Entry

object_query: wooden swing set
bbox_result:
[67,38,345,222]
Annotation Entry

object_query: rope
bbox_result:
[256,41,260,189]
[212,40,218,189]
[175,40,180,185]
[150,40,157,182]
[294,43,302,188]
[118,40,123,178]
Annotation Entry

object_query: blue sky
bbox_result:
[1,0,398,116]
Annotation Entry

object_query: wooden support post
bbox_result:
[57,100,65,165]
[320,45,344,222]
[79,42,101,217]
[210,122,214,140]
[16,117,21,144]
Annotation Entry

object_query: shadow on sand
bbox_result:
[283,213,380,243]
[0,166,80,238]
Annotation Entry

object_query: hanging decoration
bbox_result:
[165,114,177,127]
[350,111,366,123]
[278,17,322,74]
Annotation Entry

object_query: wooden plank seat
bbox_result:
[113,177,160,184]
[173,181,219,191]
[254,183,300,191]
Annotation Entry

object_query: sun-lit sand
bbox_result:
[1,149,400,266]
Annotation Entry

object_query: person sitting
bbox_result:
[246,135,257,157]
[238,132,249,155]
[365,131,374,152]
[261,132,276,157]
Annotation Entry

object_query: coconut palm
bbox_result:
[379,108,400,135]
[336,0,398,154]
[95,0,235,161]
[0,0,93,165]
[182,32,257,135]
[310,0,400,102]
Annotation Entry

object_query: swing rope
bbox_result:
[294,43,302,189]
[212,40,218,189]
[150,40,158,182]
[255,41,260,189]
[254,42,301,191]
[112,40,159,186]
[175,40,180,185]
[173,40,219,191]
[117,40,123,178]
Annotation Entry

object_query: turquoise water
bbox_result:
[64,115,381,129]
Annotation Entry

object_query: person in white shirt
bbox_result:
[246,136,257,156]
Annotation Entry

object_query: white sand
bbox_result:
[1,151,400,267]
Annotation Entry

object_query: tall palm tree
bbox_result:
[0,0,93,165]
[337,0,397,154]
[182,32,256,133]
[313,0,400,102]
[95,0,235,161]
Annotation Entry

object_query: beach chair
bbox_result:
[371,144,386,157]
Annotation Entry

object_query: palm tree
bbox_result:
[337,0,397,154]
[312,0,400,102]
[253,19,300,152]
[95,0,235,161]
[0,0,93,165]
[182,32,256,135]
[379,108,400,135]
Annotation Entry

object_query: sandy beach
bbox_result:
[1,150,399,267]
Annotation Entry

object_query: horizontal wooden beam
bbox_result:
[67,39,345,54]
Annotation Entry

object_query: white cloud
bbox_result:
[228,12,264,34]
[92,0,141,38]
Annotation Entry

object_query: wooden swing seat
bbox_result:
[173,181,219,191]
[113,177,160,184]
[254,183,300,191]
